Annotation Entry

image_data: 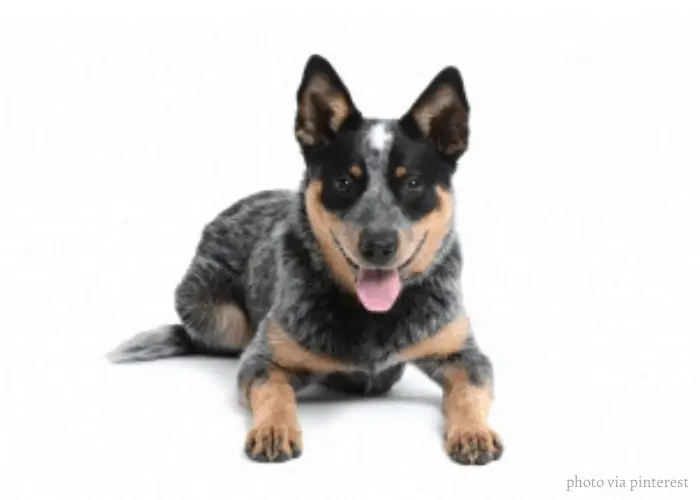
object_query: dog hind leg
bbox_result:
[108,256,253,363]
[175,255,253,351]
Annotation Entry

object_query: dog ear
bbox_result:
[295,55,361,148]
[399,66,470,163]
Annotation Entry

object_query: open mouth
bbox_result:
[330,231,429,313]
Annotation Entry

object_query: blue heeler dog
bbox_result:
[109,54,502,465]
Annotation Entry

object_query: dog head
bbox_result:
[296,55,469,313]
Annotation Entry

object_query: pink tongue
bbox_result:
[356,269,402,312]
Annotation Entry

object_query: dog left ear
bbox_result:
[399,66,470,163]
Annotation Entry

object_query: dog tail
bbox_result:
[107,324,195,363]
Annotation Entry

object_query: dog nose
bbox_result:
[359,229,399,266]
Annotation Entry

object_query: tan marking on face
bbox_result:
[349,164,363,179]
[268,320,354,373]
[304,180,359,291]
[395,165,407,178]
[214,304,252,349]
[296,74,351,146]
[442,367,501,462]
[245,369,303,460]
[405,185,454,275]
[391,315,469,363]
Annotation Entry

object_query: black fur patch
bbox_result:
[313,132,369,213]
[386,133,454,221]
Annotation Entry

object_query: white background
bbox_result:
[1,1,699,499]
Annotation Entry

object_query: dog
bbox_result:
[108,54,502,466]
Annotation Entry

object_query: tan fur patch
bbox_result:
[349,164,363,179]
[443,367,492,424]
[442,367,501,462]
[406,185,454,275]
[214,303,252,349]
[296,74,351,146]
[246,369,303,460]
[304,180,359,291]
[268,320,353,373]
[391,315,469,363]
[395,165,407,178]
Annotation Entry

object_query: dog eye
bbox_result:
[333,175,353,193]
[404,176,425,195]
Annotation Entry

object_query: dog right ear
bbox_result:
[399,66,470,164]
[295,55,361,148]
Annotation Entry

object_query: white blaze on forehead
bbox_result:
[368,122,393,153]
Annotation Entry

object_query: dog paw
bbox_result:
[244,421,303,463]
[444,424,503,465]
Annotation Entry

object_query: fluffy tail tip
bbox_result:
[107,324,193,363]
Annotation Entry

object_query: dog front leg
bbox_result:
[237,343,308,463]
[414,337,503,466]
[237,317,349,462]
